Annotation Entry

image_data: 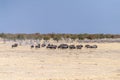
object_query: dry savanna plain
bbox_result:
[0,42,120,80]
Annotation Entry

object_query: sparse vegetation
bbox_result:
[0,33,120,40]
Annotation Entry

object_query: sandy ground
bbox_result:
[0,43,120,80]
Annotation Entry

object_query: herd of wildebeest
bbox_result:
[11,43,97,49]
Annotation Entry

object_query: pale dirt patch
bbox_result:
[0,43,119,80]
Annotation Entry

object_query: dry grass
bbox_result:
[0,43,120,80]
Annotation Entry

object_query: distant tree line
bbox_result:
[0,33,119,41]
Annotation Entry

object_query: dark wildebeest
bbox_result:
[41,44,46,47]
[85,45,97,48]
[91,45,97,48]
[58,44,69,49]
[85,44,91,48]
[76,45,83,49]
[35,44,40,48]
[46,44,57,49]
[12,43,18,48]
[47,44,50,46]
[69,45,76,49]
[31,45,34,48]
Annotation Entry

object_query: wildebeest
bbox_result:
[12,43,18,48]
[41,44,46,47]
[69,45,76,49]
[91,45,97,48]
[58,44,69,49]
[31,45,34,48]
[76,45,83,49]
[46,44,57,49]
[85,44,91,48]
[85,44,97,48]
[35,44,40,48]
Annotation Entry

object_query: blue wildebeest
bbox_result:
[58,44,69,49]
[46,44,57,49]
[12,43,18,48]
[76,45,83,49]
[35,44,40,48]
[69,45,76,49]
[85,44,97,48]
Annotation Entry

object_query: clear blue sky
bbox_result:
[0,0,120,34]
